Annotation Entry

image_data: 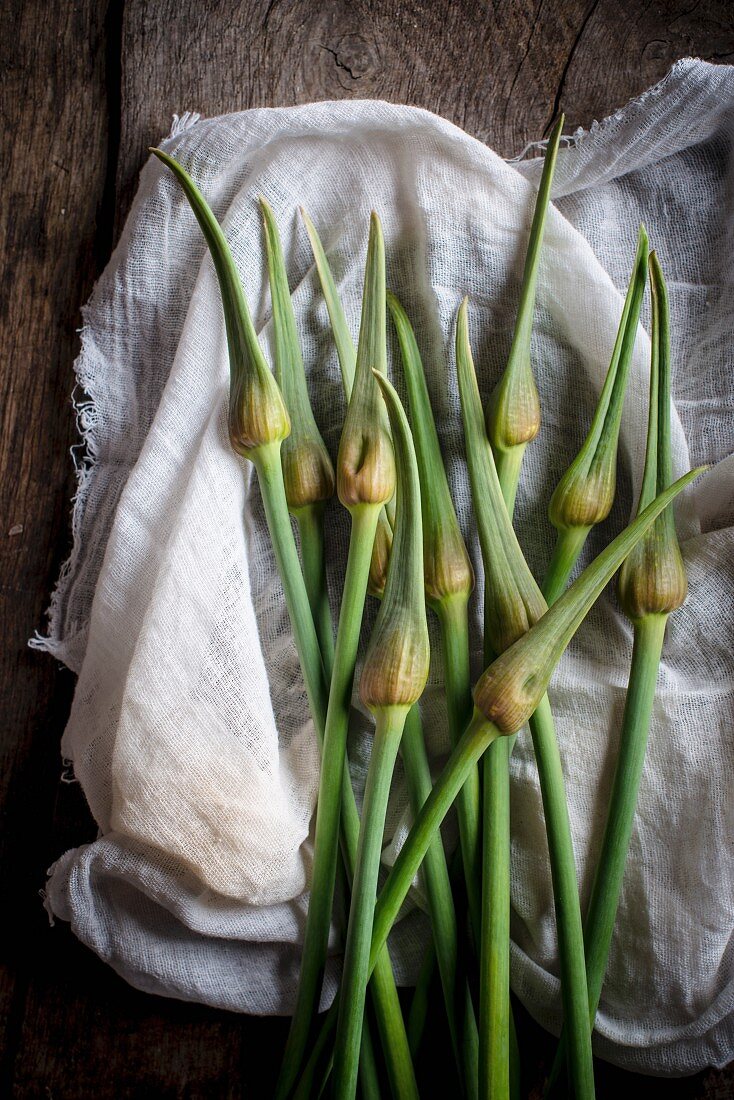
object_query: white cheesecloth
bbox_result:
[34,59,734,1075]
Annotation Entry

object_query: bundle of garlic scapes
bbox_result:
[152,124,702,1100]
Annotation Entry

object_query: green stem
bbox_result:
[295,502,335,674]
[480,736,511,1100]
[333,708,417,1100]
[370,712,500,974]
[530,695,595,1100]
[255,445,329,729]
[295,498,412,1099]
[494,446,526,515]
[547,613,666,1095]
[277,502,384,1098]
[407,940,436,1056]
[542,525,591,606]
[401,706,480,1099]
[367,934,418,1099]
[435,594,482,942]
[485,435,524,1100]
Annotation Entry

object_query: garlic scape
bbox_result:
[279,212,412,1100]
[544,226,649,604]
[458,301,596,1100]
[548,252,689,1095]
[301,206,396,597]
[486,114,564,511]
[259,198,336,667]
[333,372,427,1100]
[387,292,481,926]
[366,463,701,1086]
[617,253,687,621]
[457,301,546,656]
[386,293,480,1097]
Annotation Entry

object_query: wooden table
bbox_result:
[3,1,733,1095]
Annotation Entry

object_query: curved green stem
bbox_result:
[401,706,480,1099]
[435,594,482,942]
[407,939,436,1057]
[295,502,335,673]
[333,707,417,1100]
[370,712,500,974]
[546,613,666,1095]
[255,444,329,729]
[494,446,526,515]
[530,694,594,1100]
[542,525,591,606]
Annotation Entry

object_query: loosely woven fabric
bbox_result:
[36,59,734,1075]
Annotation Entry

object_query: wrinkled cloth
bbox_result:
[35,59,734,1075]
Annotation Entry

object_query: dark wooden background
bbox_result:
[2,1,733,1095]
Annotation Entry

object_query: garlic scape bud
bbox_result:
[544,226,649,603]
[335,372,427,1099]
[388,292,474,608]
[618,252,687,621]
[150,149,290,458]
[474,465,700,735]
[337,212,396,511]
[360,372,430,712]
[456,299,547,657]
[486,114,564,508]
[260,198,334,512]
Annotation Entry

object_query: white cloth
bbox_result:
[35,59,734,1075]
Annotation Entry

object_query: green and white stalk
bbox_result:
[485,113,564,512]
[261,199,414,1098]
[543,226,649,604]
[387,291,481,931]
[278,212,403,1098]
[333,372,429,1100]
[547,252,688,1094]
[365,462,700,965]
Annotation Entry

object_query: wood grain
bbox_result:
[2,0,733,1095]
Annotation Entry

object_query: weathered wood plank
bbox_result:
[3,0,733,1095]
[0,0,110,1092]
[115,0,734,228]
